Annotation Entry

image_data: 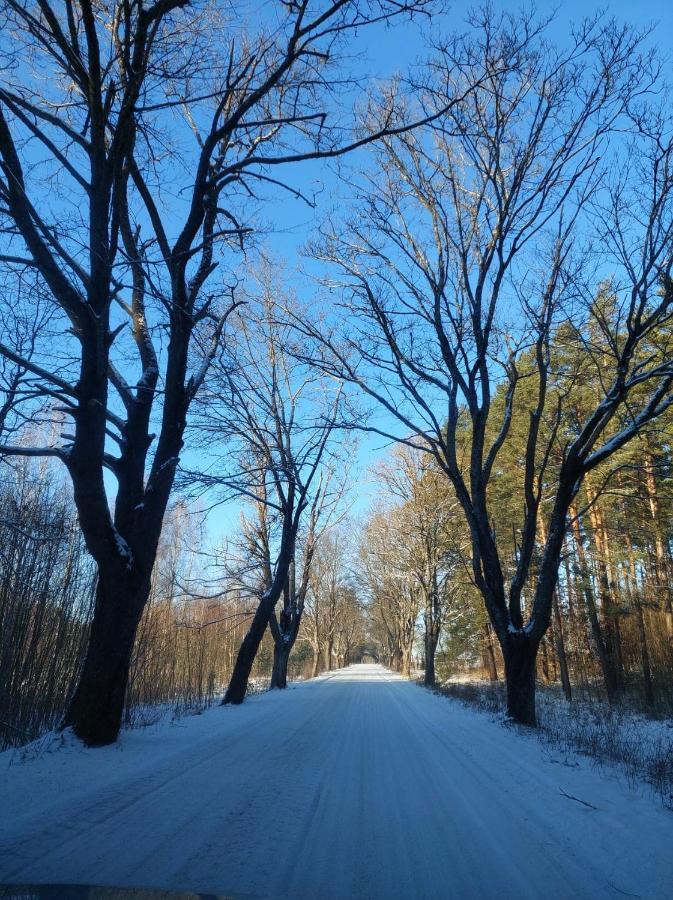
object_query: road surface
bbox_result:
[1,664,671,899]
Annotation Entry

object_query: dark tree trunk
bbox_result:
[62,571,149,745]
[224,594,276,704]
[424,632,437,686]
[423,587,440,686]
[539,637,551,683]
[270,640,291,689]
[423,635,437,687]
[268,569,303,690]
[311,650,320,678]
[503,635,538,726]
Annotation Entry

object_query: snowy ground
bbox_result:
[435,678,673,805]
[1,664,671,899]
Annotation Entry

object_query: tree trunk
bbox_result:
[552,591,572,701]
[504,635,538,726]
[587,495,625,695]
[61,572,149,746]
[269,605,301,690]
[224,595,275,704]
[483,623,498,681]
[324,639,333,672]
[539,637,551,683]
[270,640,291,689]
[311,647,320,678]
[424,629,437,686]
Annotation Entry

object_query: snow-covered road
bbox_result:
[1,664,671,899]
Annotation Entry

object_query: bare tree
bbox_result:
[0,0,439,744]
[192,281,347,701]
[296,11,673,722]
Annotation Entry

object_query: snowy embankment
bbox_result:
[1,665,672,900]
[435,679,673,807]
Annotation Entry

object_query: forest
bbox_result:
[1,0,672,757]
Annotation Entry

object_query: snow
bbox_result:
[1,664,672,899]
[112,527,133,569]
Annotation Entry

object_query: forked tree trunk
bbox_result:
[503,635,538,726]
[269,616,301,689]
[62,571,150,746]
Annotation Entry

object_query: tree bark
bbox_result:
[270,640,291,689]
[401,645,412,678]
[503,635,538,726]
[539,637,551,683]
[62,571,150,745]
[424,629,437,686]
[269,597,302,690]
[423,584,441,686]
[483,623,499,681]
[224,594,275,704]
